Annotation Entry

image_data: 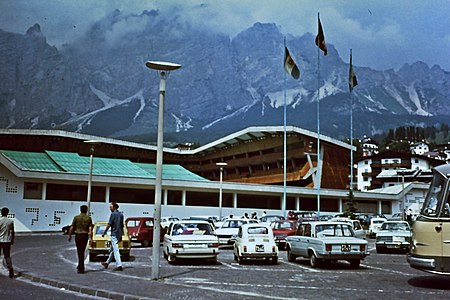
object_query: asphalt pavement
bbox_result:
[3,233,450,300]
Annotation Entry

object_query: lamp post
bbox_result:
[216,162,227,220]
[84,140,100,214]
[145,60,181,280]
[397,169,407,221]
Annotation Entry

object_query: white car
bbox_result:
[233,223,278,264]
[330,217,366,239]
[369,217,387,238]
[215,218,258,246]
[163,220,219,263]
[160,216,180,229]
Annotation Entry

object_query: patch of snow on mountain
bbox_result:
[89,84,121,107]
[314,76,342,99]
[292,88,310,108]
[171,113,193,132]
[202,99,259,130]
[364,94,387,111]
[407,83,432,116]
[267,89,296,108]
[30,116,39,128]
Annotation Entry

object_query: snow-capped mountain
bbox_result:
[0,9,449,145]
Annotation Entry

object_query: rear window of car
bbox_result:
[315,224,354,238]
[126,220,141,228]
[172,223,214,235]
[247,227,268,235]
[95,225,109,236]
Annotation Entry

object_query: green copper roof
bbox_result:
[1,150,208,181]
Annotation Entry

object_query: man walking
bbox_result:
[101,202,124,271]
[0,207,15,278]
[68,205,93,274]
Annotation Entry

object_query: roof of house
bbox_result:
[0,150,207,181]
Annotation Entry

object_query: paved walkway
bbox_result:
[8,234,217,300]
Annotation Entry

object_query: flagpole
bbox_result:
[349,49,354,195]
[282,37,287,218]
[316,12,321,218]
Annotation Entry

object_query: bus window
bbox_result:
[421,173,445,217]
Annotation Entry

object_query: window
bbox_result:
[24,182,43,199]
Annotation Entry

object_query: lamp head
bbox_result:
[145,61,182,71]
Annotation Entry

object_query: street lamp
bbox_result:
[397,169,408,221]
[145,60,181,280]
[84,140,100,214]
[216,162,228,220]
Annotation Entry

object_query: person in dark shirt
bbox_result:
[0,207,15,278]
[101,202,124,271]
[68,205,93,274]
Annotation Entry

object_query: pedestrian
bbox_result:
[0,207,15,278]
[406,209,412,223]
[68,205,93,274]
[101,202,124,271]
[262,211,267,217]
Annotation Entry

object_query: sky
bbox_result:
[0,0,449,71]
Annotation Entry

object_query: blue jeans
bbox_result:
[106,235,122,267]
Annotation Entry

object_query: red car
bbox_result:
[270,220,298,250]
[125,217,166,247]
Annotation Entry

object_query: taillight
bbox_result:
[272,246,276,252]
[208,243,219,248]
[243,245,247,252]
[360,244,366,251]
[90,240,96,247]
[172,243,183,248]
[325,244,331,252]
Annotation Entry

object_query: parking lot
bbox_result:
[7,234,450,299]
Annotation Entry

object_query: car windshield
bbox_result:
[271,222,295,230]
[372,220,385,224]
[172,223,214,236]
[381,222,409,231]
[247,226,269,235]
[315,224,354,238]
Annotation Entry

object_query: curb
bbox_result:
[15,269,156,300]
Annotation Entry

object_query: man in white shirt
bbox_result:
[0,207,15,278]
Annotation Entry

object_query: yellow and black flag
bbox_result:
[284,46,300,80]
[315,15,328,56]
[349,50,358,92]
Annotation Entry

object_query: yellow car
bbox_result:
[89,221,131,261]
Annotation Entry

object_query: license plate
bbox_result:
[341,244,351,252]
[256,245,264,252]
[184,244,206,248]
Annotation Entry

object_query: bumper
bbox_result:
[241,252,278,259]
[376,242,410,249]
[407,254,435,270]
[317,252,368,260]
[218,236,234,245]
[169,248,219,259]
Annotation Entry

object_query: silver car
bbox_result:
[375,221,411,253]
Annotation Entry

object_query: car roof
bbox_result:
[171,220,211,225]
[240,223,271,229]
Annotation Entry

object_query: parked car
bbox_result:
[88,221,131,262]
[368,217,387,238]
[286,221,369,268]
[163,220,219,263]
[215,218,258,246]
[375,221,411,253]
[388,213,403,221]
[330,217,366,239]
[259,215,284,224]
[233,223,278,264]
[125,217,166,247]
[183,216,218,228]
[270,220,298,250]
[160,216,180,229]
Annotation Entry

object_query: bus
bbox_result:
[407,164,450,275]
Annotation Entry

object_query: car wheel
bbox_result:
[272,256,278,265]
[237,253,244,265]
[287,248,297,262]
[141,240,151,247]
[89,253,96,262]
[233,253,238,262]
[309,253,321,268]
[122,253,130,261]
[167,254,176,264]
[349,259,360,268]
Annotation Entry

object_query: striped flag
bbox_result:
[315,16,327,56]
[284,46,300,80]
[349,50,357,92]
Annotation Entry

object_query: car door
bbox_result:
[352,221,366,239]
